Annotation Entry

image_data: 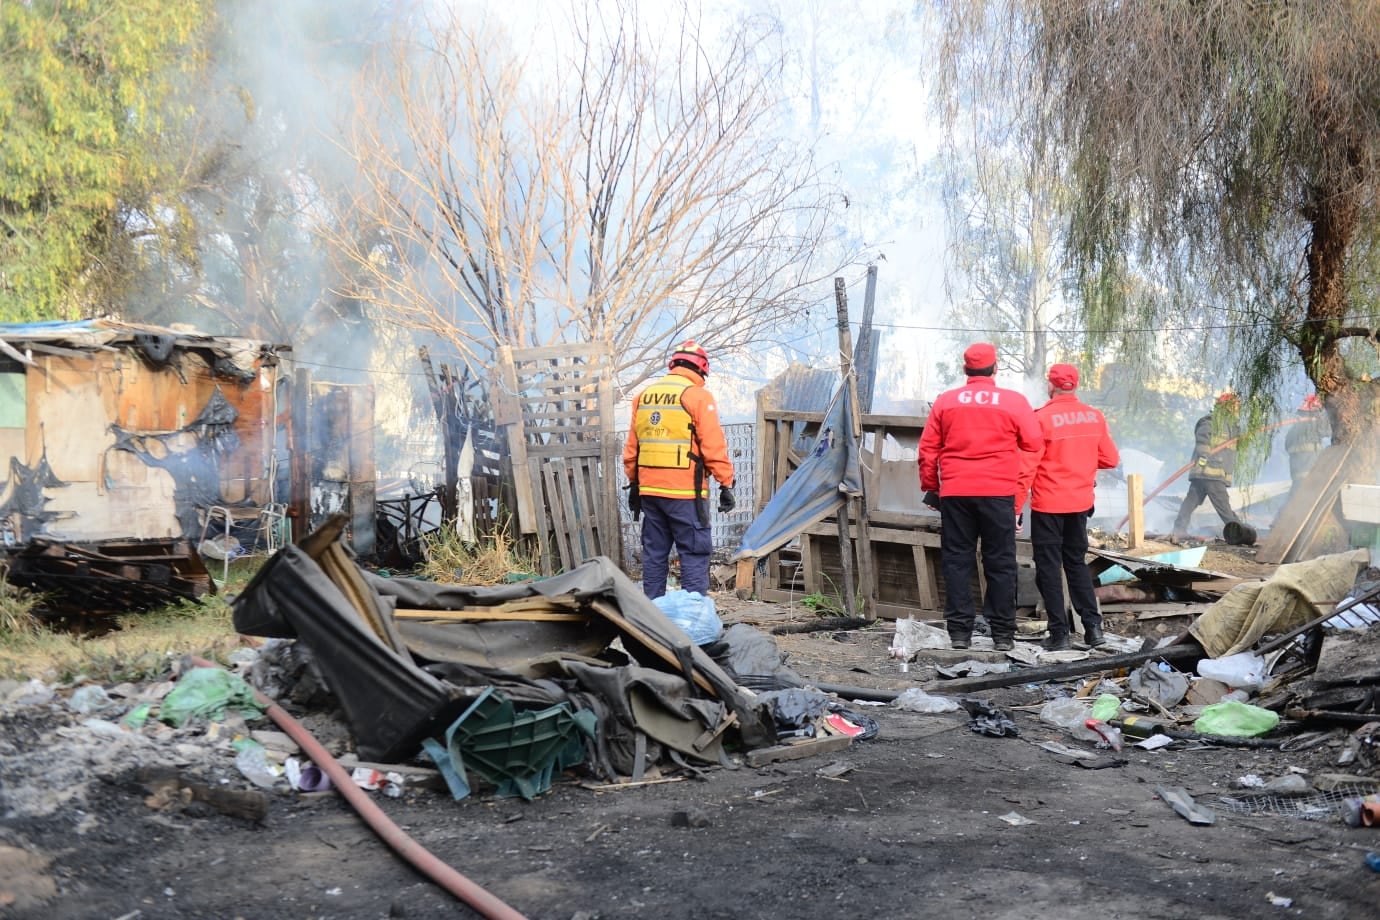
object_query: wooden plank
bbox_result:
[573,456,600,561]
[509,342,607,362]
[773,419,791,493]
[735,558,755,599]
[1256,443,1352,564]
[745,733,851,767]
[912,544,936,609]
[393,609,589,622]
[801,534,818,593]
[542,457,573,572]
[926,641,1204,693]
[495,347,538,534]
[588,600,716,695]
[598,354,620,568]
[1127,473,1144,550]
[762,409,925,429]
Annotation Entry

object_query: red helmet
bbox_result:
[1300,393,1322,411]
[669,340,710,377]
[1216,392,1238,407]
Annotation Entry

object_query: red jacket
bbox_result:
[1018,392,1120,513]
[919,376,1042,499]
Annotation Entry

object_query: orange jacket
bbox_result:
[623,367,735,499]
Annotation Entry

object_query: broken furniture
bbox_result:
[5,537,215,616]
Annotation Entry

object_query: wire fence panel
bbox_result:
[615,422,756,572]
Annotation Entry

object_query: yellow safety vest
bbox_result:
[634,375,696,473]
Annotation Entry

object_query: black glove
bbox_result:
[626,483,641,520]
[718,485,735,513]
[923,491,941,510]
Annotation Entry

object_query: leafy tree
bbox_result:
[0,0,212,320]
[941,1,1380,443]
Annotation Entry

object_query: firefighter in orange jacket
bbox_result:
[1018,364,1120,650]
[623,341,736,599]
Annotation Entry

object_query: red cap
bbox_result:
[963,342,997,371]
[1047,364,1080,391]
[1216,392,1238,406]
[1300,394,1322,411]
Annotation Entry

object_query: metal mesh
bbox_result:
[1208,786,1379,820]
[614,422,756,570]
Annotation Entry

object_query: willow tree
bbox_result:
[328,2,844,387]
[941,1,1380,443]
[0,0,212,320]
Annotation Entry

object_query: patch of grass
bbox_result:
[418,524,539,585]
[0,575,41,641]
[0,592,247,683]
[800,591,844,616]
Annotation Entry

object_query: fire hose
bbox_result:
[1114,417,1303,532]
[191,656,527,920]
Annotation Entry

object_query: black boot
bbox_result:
[1084,623,1106,648]
[1042,634,1071,651]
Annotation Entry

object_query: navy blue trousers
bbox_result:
[639,495,712,598]
[1030,509,1100,638]
[939,495,1017,641]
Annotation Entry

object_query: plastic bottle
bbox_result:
[1341,795,1380,828]
[1365,852,1380,873]
[1084,718,1123,752]
[233,738,282,789]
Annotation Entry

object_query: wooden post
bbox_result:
[1127,473,1144,549]
[855,264,880,413]
[419,348,458,523]
[833,276,878,620]
[288,365,312,543]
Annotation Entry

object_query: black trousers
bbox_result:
[939,495,1017,641]
[1172,478,1240,533]
[1030,509,1100,638]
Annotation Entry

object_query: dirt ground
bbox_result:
[4,556,1380,920]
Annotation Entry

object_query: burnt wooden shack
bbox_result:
[743,365,1034,619]
[0,321,377,609]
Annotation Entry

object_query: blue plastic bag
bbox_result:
[652,590,724,645]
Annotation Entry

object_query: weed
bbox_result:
[800,591,843,615]
[418,523,539,585]
[0,576,41,642]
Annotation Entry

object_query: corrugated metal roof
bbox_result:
[771,362,839,413]
[0,319,285,353]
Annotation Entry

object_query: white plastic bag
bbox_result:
[1196,652,1267,691]
[1038,698,1101,742]
[652,590,724,645]
[892,688,960,713]
[889,618,951,661]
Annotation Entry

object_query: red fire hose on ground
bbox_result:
[1114,417,1302,533]
[191,656,527,920]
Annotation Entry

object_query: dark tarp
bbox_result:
[234,550,776,765]
[363,557,774,750]
[232,545,467,762]
[733,382,862,560]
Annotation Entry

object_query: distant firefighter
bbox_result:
[1285,394,1330,489]
[1171,393,1241,540]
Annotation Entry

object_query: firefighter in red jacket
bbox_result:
[1018,364,1120,650]
[623,341,735,599]
[919,342,1043,651]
